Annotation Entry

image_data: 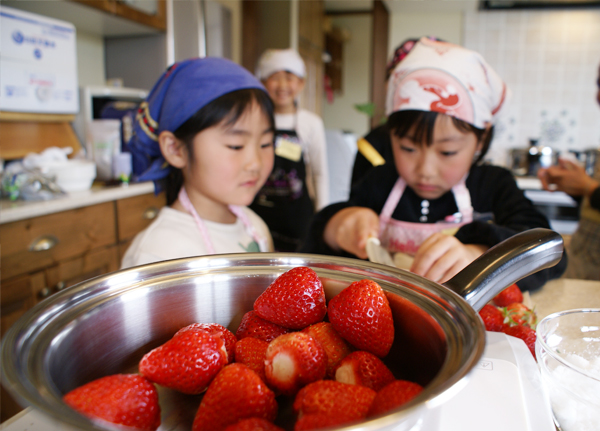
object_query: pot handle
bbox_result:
[443,228,563,311]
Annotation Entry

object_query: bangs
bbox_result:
[388,110,476,146]
[174,88,275,144]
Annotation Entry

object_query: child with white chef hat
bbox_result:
[251,48,329,252]
[301,37,567,291]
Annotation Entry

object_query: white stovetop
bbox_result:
[0,181,155,225]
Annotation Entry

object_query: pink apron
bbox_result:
[379,178,473,256]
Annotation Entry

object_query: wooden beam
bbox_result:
[370,0,389,128]
[241,0,261,73]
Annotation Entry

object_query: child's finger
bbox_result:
[410,234,450,276]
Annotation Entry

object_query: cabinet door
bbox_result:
[1,272,46,423]
[1,272,45,338]
[116,192,166,241]
[44,245,120,300]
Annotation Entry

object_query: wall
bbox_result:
[388,11,463,55]
[321,15,372,138]
[465,9,600,166]
[76,31,106,87]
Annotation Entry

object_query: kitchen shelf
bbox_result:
[1,0,164,37]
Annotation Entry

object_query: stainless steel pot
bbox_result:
[1,228,563,431]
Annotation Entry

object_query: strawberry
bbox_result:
[367,380,424,417]
[193,363,278,431]
[478,304,505,332]
[224,417,284,431]
[502,324,537,358]
[503,303,537,328]
[179,323,237,363]
[236,311,291,343]
[264,332,327,396]
[328,279,394,358]
[293,380,376,426]
[294,413,349,431]
[234,337,269,382]
[335,351,396,392]
[302,322,352,378]
[493,283,523,307]
[254,267,327,329]
[63,374,160,431]
[139,325,227,394]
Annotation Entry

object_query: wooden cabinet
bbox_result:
[0,191,165,423]
[72,0,167,31]
[116,192,165,260]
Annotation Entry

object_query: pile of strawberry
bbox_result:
[63,267,423,431]
[478,283,538,358]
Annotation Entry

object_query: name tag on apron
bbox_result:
[275,138,302,162]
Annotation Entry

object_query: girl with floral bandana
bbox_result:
[302,38,566,291]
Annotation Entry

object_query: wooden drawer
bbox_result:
[0,202,116,281]
[116,192,166,242]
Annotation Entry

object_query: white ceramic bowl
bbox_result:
[40,159,97,192]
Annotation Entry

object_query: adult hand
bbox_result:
[324,207,379,259]
[410,233,488,283]
[538,159,599,197]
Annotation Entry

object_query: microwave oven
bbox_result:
[72,85,148,157]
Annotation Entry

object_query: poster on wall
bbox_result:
[0,5,78,114]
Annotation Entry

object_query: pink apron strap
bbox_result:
[379,178,406,237]
[179,187,216,254]
[450,176,473,223]
[178,187,269,254]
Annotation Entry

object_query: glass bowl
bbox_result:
[536,308,600,431]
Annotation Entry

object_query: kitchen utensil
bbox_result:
[535,308,600,431]
[509,140,559,177]
[39,159,97,192]
[1,228,563,431]
[366,236,395,266]
[568,148,599,177]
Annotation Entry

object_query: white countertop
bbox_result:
[0,182,155,225]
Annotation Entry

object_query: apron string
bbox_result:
[178,187,269,254]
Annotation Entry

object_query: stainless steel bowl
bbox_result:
[1,229,563,431]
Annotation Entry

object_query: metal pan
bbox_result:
[1,228,563,431]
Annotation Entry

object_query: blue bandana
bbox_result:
[127,57,267,190]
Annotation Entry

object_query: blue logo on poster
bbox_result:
[12,30,24,44]
[34,48,42,59]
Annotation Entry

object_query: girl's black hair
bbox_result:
[387,110,493,164]
[161,88,275,205]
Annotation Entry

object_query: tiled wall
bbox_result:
[463,9,600,167]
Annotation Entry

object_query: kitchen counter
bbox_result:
[2,277,598,431]
[0,182,155,224]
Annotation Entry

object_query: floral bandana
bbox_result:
[385,37,509,129]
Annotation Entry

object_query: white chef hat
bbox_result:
[386,37,509,129]
[256,48,306,80]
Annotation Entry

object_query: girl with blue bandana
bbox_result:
[121,57,276,268]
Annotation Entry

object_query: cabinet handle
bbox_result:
[55,281,66,292]
[143,207,159,220]
[38,287,52,299]
[29,235,59,252]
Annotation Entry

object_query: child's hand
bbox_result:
[324,207,379,259]
[410,233,488,283]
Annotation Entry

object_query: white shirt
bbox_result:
[121,206,273,269]
[275,109,329,210]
